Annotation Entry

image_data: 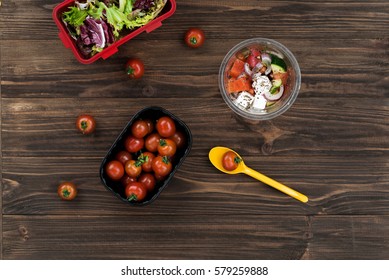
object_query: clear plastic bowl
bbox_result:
[218,38,301,120]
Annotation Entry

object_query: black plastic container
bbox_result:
[100,106,192,206]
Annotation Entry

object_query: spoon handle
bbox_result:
[244,167,308,203]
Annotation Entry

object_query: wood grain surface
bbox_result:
[2,215,388,260]
[1,0,388,259]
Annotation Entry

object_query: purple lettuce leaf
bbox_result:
[83,17,106,48]
[98,19,115,45]
[76,16,116,57]
[134,0,156,10]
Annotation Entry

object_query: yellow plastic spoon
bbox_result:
[209,146,308,203]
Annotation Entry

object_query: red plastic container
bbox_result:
[52,0,176,64]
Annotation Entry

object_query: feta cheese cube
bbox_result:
[252,93,268,110]
[233,91,254,109]
[252,75,272,95]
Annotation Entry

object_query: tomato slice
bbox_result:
[229,59,245,78]
[227,77,252,94]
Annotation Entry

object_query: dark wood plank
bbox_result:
[1,38,387,99]
[1,1,388,41]
[308,216,389,260]
[3,215,388,259]
[2,215,308,260]
[1,98,388,157]
[2,155,388,215]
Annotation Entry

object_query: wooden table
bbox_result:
[0,0,388,260]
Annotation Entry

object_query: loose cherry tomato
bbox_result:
[152,155,172,177]
[138,152,155,173]
[115,150,132,165]
[138,173,157,192]
[185,28,205,48]
[169,131,186,150]
[156,116,176,138]
[131,120,149,139]
[105,160,125,181]
[222,151,242,171]
[125,182,147,202]
[76,114,96,135]
[125,160,142,178]
[145,132,161,152]
[125,58,144,79]
[144,119,154,134]
[124,135,144,153]
[121,174,137,187]
[158,138,177,157]
[57,182,77,201]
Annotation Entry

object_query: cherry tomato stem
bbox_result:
[81,121,88,130]
[190,37,198,45]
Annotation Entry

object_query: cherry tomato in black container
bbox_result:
[100,107,192,206]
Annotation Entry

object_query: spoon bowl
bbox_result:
[208,146,246,174]
[209,146,308,203]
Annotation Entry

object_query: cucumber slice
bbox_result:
[270,54,287,73]
[270,79,282,93]
[271,64,286,74]
[266,101,277,107]
[272,79,282,87]
[270,54,287,70]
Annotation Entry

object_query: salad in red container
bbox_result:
[60,0,168,58]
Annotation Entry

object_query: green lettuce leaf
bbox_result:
[126,0,167,29]
[87,3,105,19]
[124,0,134,14]
[119,0,134,13]
[63,6,88,27]
[97,2,132,37]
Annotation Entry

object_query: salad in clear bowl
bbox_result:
[219,38,301,120]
